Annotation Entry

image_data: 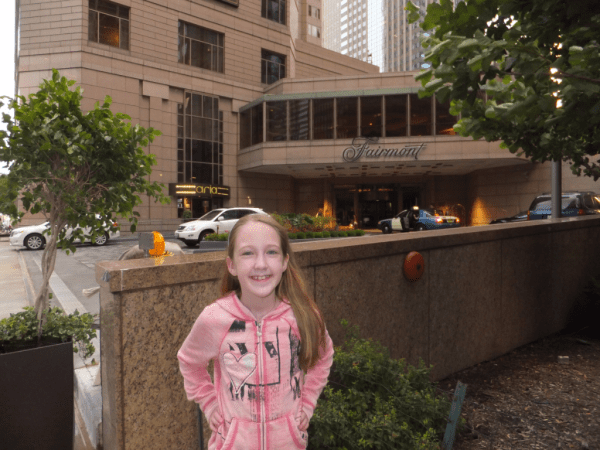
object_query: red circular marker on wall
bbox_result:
[404,251,425,282]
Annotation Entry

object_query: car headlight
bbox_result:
[12,230,25,236]
[184,224,198,231]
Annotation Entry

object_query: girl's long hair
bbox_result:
[221,214,326,372]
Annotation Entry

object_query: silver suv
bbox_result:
[174,207,267,247]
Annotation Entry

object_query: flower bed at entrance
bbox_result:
[271,213,337,233]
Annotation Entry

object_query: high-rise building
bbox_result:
[323,0,370,62]
[382,0,436,72]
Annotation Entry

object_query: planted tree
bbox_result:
[0,69,169,341]
[408,0,600,179]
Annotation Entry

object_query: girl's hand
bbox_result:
[209,409,223,432]
[297,411,309,431]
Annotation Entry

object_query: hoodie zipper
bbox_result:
[256,320,266,450]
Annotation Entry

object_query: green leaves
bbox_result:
[309,321,460,449]
[408,0,600,180]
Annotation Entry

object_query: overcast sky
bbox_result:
[0,2,15,174]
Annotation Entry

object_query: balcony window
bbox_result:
[289,100,310,140]
[409,94,432,136]
[266,101,287,141]
[361,96,382,138]
[313,99,334,139]
[336,97,358,139]
[385,95,407,137]
[435,98,457,135]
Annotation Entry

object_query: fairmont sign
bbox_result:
[169,183,230,198]
[342,137,426,163]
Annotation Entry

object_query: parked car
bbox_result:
[9,217,120,250]
[527,192,600,220]
[174,207,267,247]
[489,211,528,224]
[377,207,461,233]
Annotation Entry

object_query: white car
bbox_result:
[175,207,267,247]
[10,219,120,250]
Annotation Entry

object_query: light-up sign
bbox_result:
[169,183,230,198]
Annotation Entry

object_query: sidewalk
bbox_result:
[0,236,98,450]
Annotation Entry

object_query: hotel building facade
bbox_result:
[15,0,598,230]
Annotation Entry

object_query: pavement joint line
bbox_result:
[31,254,88,315]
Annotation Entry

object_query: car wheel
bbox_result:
[198,230,212,242]
[382,224,391,234]
[25,233,45,250]
[184,240,198,248]
[92,232,109,246]
[416,224,427,231]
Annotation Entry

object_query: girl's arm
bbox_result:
[177,304,225,422]
[301,329,334,420]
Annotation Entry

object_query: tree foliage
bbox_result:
[408,0,600,179]
[0,69,169,321]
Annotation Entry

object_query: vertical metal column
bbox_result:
[551,160,562,219]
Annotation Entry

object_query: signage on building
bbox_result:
[342,137,426,163]
[169,183,230,198]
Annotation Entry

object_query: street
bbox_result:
[15,235,228,318]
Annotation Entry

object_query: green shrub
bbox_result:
[329,231,338,238]
[0,307,97,359]
[309,320,460,450]
[346,230,357,237]
[288,232,297,240]
[322,231,331,238]
[296,232,306,239]
[305,231,314,238]
[205,232,229,241]
[182,209,192,219]
[313,232,324,238]
[356,229,366,236]
[339,231,348,237]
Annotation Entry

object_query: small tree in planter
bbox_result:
[0,69,169,344]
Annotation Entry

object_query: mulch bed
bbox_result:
[437,327,600,450]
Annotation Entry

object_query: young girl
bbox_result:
[178,214,334,450]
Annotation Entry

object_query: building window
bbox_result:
[410,93,432,136]
[178,92,222,185]
[361,96,382,138]
[308,24,321,38]
[262,0,286,24]
[178,21,224,73]
[261,49,286,84]
[435,97,457,135]
[308,6,321,18]
[385,95,407,137]
[266,101,287,141]
[290,100,310,140]
[88,0,129,50]
[336,97,358,139]
[313,98,334,139]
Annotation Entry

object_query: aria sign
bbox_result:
[169,183,230,198]
[342,137,426,163]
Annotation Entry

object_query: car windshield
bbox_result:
[198,210,223,221]
[530,197,578,210]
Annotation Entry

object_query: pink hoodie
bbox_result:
[177,292,334,450]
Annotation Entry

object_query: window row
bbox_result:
[240,94,457,149]
[88,0,287,55]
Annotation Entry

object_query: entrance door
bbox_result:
[335,193,354,226]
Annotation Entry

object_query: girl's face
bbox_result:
[226,221,289,305]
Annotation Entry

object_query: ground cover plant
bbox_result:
[272,213,337,233]
[309,320,460,449]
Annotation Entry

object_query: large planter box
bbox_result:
[0,340,74,450]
